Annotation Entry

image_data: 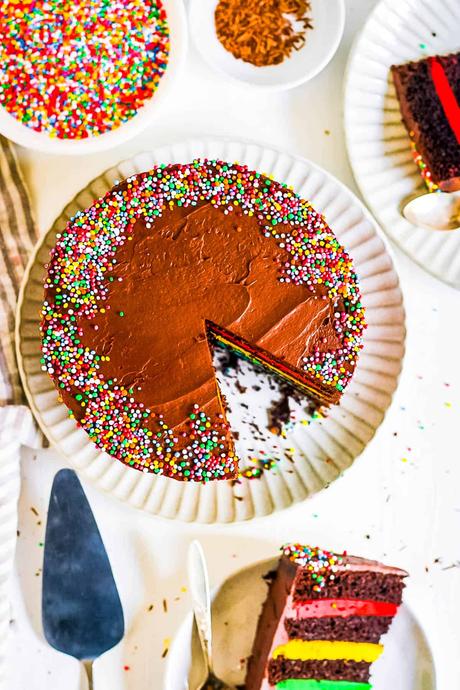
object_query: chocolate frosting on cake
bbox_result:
[67,202,339,429]
[42,160,365,481]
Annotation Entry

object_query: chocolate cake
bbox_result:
[41,160,366,482]
[246,544,407,689]
[391,52,460,192]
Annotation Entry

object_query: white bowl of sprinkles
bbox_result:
[189,0,345,91]
[0,0,187,155]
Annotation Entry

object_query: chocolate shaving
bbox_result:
[215,0,313,67]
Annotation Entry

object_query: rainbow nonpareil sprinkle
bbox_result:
[41,159,366,480]
[0,0,169,139]
[410,140,440,193]
[282,543,345,591]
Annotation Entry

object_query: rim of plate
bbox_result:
[344,0,460,290]
[164,555,436,690]
[188,0,345,92]
[0,0,188,155]
[16,137,406,524]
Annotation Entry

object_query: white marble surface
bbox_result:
[5,0,460,688]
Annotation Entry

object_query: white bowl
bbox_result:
[189,0,345,91]
[0,0,188,155]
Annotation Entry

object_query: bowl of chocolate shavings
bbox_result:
[189,0,345,90]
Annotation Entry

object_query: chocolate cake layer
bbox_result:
[268,658,371,684]
[285,615,393,643]
[293,567,405,604]
[392,52,460,191]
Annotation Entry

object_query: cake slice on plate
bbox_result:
[391,52,460,192]
[245,544,407,690]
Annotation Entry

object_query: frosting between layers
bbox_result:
[276,681,371,689]
[290,598,398,619]
[272,640,383,663]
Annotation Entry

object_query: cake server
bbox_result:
[42,469,124,689]
[187,541,237,690]
[402,189,460,231]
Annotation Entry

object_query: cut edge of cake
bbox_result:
[391,52,460,193]
[207,321,340,407]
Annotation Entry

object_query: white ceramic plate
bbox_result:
[165,557,436,690]
[344,0,460,289]
[16,138,405,523]
[0,0,188,155]
[189,0,344,90]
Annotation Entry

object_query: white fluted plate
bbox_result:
[344,0,460,289]
[164,557,436,690]
[16,139,405,523]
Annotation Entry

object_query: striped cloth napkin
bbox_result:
[0,135,41,442]
[0,136,39,406]
[0,136,42,689]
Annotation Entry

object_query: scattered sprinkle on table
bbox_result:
[215,0,312,67]
[0,0,170,139]
[162,639,170,658]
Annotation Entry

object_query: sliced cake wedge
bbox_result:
[245,544,407,690]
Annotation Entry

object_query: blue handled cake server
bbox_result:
[42,469,124,689]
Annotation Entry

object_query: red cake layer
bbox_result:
[289,599,398,618]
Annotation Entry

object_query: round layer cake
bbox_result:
[41,159,366,482]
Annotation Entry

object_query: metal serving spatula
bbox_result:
[42,469,124,689]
